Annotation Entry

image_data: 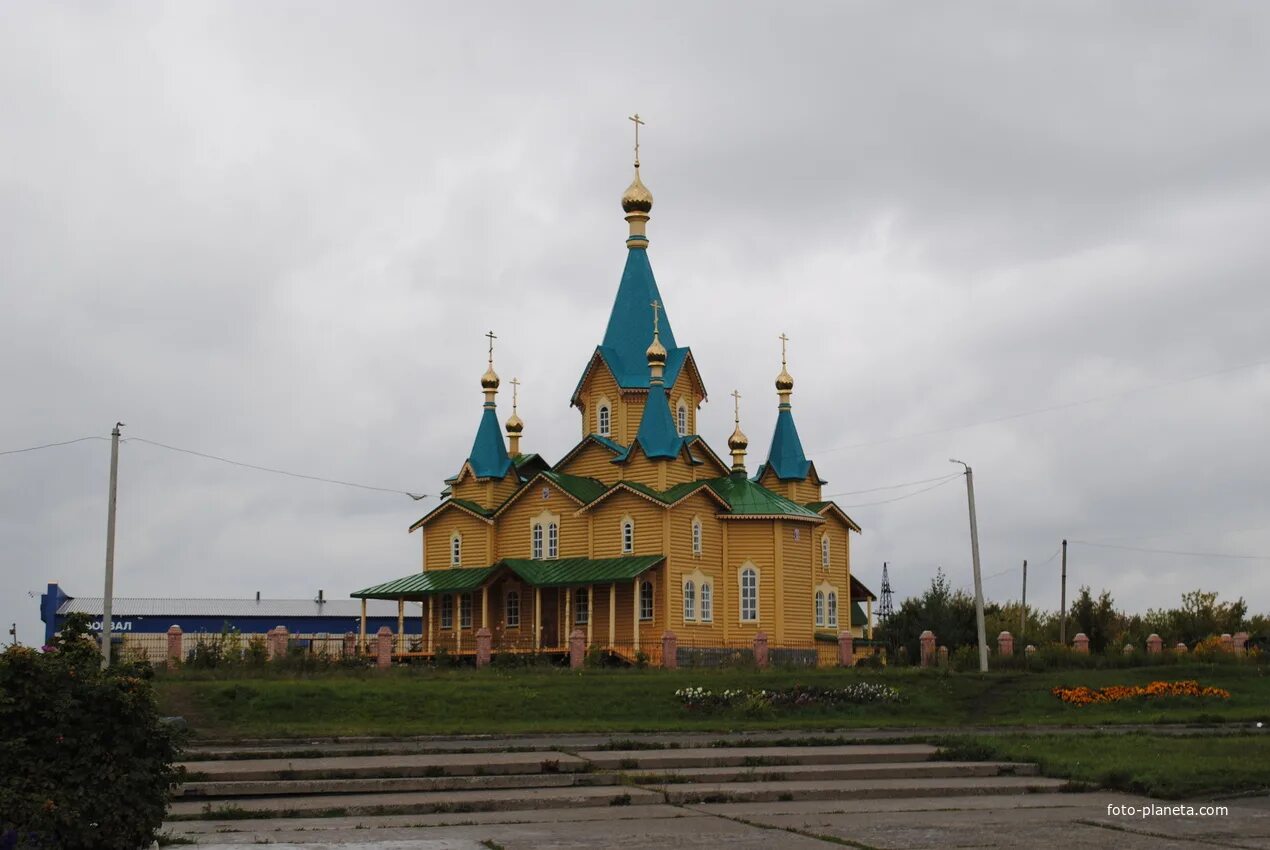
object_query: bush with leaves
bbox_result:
[0,613,184,850]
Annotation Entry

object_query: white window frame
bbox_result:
[574,587,589,624]
[505,590,520,628]
[532,523,544,560]
[459,593,473,629]
[621,517,635,554]
[691,518,702,556]
[815,590,825,628]
[450,531,462,566]
[676,400,688,436]
[639,579,654,621]
[440,595,454,630]
[828,591,839,628]
[683,580,696,622]
[700,581,713,622]
[548,522,559,559]
[597,401,611,437]
[821,534,830,569]
[739,565,758,623]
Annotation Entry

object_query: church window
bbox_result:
[460,593,473,629]
[622,518,634,554]
[505,591,520,628]
[700,582,713,622]
[740,566,758,622]
[815,591,825,628]
[828,591,839,628]
[676,400,688,436]
[440,595,454,630]
[821,535,830,570]
[691,519,702,556]
[532,523,544,560]
[683,580,696,622]
[640,580,654,621]
[450,532,462,566]
[574,587,589,624]
[548,522,559,559]
[598,404,611,437]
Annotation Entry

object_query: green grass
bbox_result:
[154,663,1270,739]
[938,732,1270,799]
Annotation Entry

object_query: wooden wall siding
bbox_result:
[819,513,857,631]
[495,481,587,561]
[784,478,823,505]
[781,520,814,643]
[423,512,491,570]
[662,456,695,486]
[722,521,775,636]
[578,364,622,439]
[557,442,622,483]
[588,491,664,559]
[448,475,485,504]
[447,469,520,510]
[488,472,521,506]
[667,492,724,630]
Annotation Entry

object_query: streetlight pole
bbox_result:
[101,422,123,669]
[950,459,987,672]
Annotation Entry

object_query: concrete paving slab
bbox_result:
[179,770,614,797]
[576,743,938,770]
[627,759,1036,784]
[191,843,486,850]
[659,774,1068,804]
[181,749,585,780]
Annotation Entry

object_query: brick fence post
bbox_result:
[996,630,1013,657]
[1072,633,1089,654]
[569,629,586,669]
[661,631,678,670]
[343,631,355,659]
[269,626,289,661]
[919,630,936,667]
[166,625,183,666]
[1024,644,1036,656]
[1234,631,1249,653]
[264,627,277,660]
[476,628,492,668]
[838,631,854,667]
[1123,643,1134,655]
[937,646,949,667]
[753,632,769,669]
[376,626,393,669]
[1220,633,1234,653]
[1175,641,1188,654]
[1146,633,1163,654]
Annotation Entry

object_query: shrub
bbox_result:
[1,613,184,849]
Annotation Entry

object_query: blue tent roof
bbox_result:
[466,403,512,479]
[760,403,812,481]
[616,380,683,462]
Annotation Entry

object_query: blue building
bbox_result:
[40,582,402,651]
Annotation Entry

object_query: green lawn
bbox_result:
[154,663,1270,739]
[939,732,1270,799]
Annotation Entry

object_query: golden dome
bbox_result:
[645,333,667,365]
[621,167,654,214]
[505,411,524,434]
[727,423,749,451]
[481,365,500,390]
[775,365,794,393]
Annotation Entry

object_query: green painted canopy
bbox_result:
[352,565,500,599]
[706,474,824,520]
[504,555,664,588]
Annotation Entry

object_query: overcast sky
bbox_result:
[3,2,1268,645]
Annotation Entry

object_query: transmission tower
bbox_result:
[878,562,894,620]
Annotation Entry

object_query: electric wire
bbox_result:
[836,473,962,508]
[0,435,108,456]
[823,472,963,499]
[1068,539,1269,561]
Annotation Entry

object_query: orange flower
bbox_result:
[1052,680,1230,706]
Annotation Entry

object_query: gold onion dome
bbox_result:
[776,365,794,393]
[621,168,654,214]
[481,365,500,390]
[645,332,667,365]
[505,411,523,434]
[728,423,749,451]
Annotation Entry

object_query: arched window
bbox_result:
[691,519,702,556]
[547,522,559,559]
[598,404,611,437]
[815,590,825,628]
[505,591,520,628]
[676,400,688,436]
[828,592,839,628]
[683,580,696,621]
[531,523,544,560]
[450,532,462,566]
[821,534,830,569]
[574,587,589,624]
[639,580,654,620]
[740,567,758,622]
[459,593,473,629]
[700,582,713,622]
[621,518,634,554]
[440,595,454,630]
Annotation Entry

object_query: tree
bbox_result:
[877,568,981,661]
[0,613,184,849]
[1068,586,1120,653]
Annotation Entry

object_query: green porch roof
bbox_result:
[852,601,868,626]
[504,555,664,588]
[352,565,500,599]
[540,470,608,504]
[707,474,824,520]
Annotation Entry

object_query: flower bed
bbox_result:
[1052,679,1231,706]
[674,682,900,711]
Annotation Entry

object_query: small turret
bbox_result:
[506,377,524,456]
[728,389,748,476]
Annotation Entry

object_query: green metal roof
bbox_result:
[351,565,499,599]
[806,500,862,533]
[707,474,824,520]
[504,555,664,588]
[539,470,608,504]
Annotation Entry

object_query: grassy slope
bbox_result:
[940,732,1270,799]
[155,663,1270,739]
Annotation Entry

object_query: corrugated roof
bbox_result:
[707,474,825,520]
[505,555,664,588]
[58,596,400,618]
[352,566,500,599]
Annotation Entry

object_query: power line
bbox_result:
[837,473,962,508]
[811,354,1270,457]
[125,437,429,500]
[1068,539,1269,561]
[0,435,108,456]
[824,472,962,499]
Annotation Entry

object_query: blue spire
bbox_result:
[632,380,682,460]
[467,401,513,479]
[763,403,811,480]
[594,249,689,389]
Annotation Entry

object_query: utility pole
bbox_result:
[1020,559,1027,636]
[101,422,123,670]
[950,460,987,672]
[1059,539,1068,646]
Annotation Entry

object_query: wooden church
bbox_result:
[352,122,875,663]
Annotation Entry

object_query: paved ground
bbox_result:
[170,791,1270,847]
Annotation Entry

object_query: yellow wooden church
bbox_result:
[353,123,875,663]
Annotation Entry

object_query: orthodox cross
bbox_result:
[510,377,520,411]
[650,299,662,337]
[485,330,497,366]
[629,113,644,166]
[731,389,742,424]
[779,332,790,366]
